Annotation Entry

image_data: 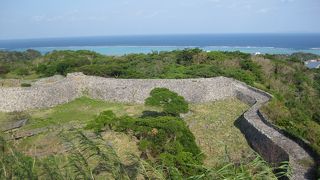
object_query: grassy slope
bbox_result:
[23,96,157,130]
[0,96,280,179]
[184,98,252,167]
[1,97,252,169]
[1,97,149,159]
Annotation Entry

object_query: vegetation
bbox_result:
[1,49,318,178]
[0,49,41,62]
[184,98,251,167]
[145,88,189,116]
[0,131,142,179]
[0,94,291,179]
[86,89,200,178]
[3,48,314,156]
[13,96,153,130]
[88,111,203,178]
[84,89,290,179]
[0,131,290,180]
[20,83,31,87]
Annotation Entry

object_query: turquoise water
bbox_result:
[12,46,320,55]
[2,34,320,55]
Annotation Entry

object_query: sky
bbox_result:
[0,0,320,39]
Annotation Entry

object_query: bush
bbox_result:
[78,64,126,78]
[0,137,37,179]
[145,88,189,116]
[85,110,116,133]
[7,111,31,122]
[0,64,10,75]
[312,111,320,124]
[224,68,256,85]
[85,110,203,178]
[21,83,31,87]
[15,67,30,76]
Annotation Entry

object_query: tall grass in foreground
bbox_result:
[187,156,291,180]
[0,132,291,179]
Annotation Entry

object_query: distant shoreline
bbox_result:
[2,45,320,56]
[1,34,320,55]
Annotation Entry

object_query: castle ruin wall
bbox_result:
[0,72,315,179]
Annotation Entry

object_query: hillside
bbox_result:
[0,95,280,179]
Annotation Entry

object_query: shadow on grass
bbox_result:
[140,111,167,118]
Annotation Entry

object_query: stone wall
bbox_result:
[0,76,81,112]
[81,76,235,104]
[0,72,316,179]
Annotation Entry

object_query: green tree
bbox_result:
[15,67,30,76]
[0,64,9,75]
[145,88,189,116]
[85,110,116,133]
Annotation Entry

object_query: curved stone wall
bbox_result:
[0,72,315,179]
[234,88,315,179]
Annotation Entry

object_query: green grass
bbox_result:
[3,97,252,162]
[23,96,158,130]
[0,112,6,123]
[4,71,40,80]
[0,97,283,179]
[0,111,21,128]
[8,97,154,158]
[184,98,253,167]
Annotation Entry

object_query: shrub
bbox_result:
[312,111,320,124]
[224,68,256,85]
[0,64,10,75]
[15,67,30,76]
[85,110,116,133]
[85,110,203,178]
[21,83,31,87]
[7,111,31,122]
[145,88,189,116]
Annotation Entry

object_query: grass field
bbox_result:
[184,98,253,167]
[1,97,157,159]
[1,96,252,169]
[22,96,158,130]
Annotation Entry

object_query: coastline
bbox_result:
[2,45,320,55]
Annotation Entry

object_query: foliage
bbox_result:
[84,105,290,179]
[0,49,41,62]
[22,96,147,130]
[86,110,203,178]
[0,131,137,180]
[0,64,10,75]
[0,49,320,175]
[0,136,38,179]
[258,56,320,154]
[85,110,116,133]
[145,88,189,116]
[15,67,30,76]
[1,132,290,179]
[290,52,319,62]
[21,83,31,87]
[187,155,291,179]
[60,131,131,179]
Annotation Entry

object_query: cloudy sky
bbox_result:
[0,0,320,39]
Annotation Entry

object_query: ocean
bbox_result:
[0,34,320,55]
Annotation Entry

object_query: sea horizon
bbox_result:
[1,33,320,55]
